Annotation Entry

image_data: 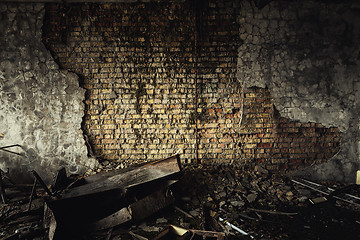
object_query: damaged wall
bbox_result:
[237,1,360,181]
[43,1,245,165]
[1,0,356,183]
[0,3,97,183]
[43,0,341,174]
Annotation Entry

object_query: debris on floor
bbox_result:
[151,225,225,240]
[1,159,360,240]
[46,154,181,239]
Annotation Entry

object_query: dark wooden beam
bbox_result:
[92,183,175,230]
[62,154,181,199]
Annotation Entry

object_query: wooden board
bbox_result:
[63,155,181,199]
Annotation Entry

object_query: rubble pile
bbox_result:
[1,159,360,240]
[0,183,46,239]
[173,164,360,239]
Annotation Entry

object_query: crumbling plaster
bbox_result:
[237,0,360,182]
[1,0,359,183]
[0,3,97,183]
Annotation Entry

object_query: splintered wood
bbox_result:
[45,154,181,239]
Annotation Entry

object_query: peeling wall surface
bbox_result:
[43,0,341,172]
[43,1,245,165]
[0,0,359,183]
[0,3,96,183]
[237,1,360,181]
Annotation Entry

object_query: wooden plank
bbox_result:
[130,185,174,221]
[63,155,180,199]
[44,203,57,240]
[92,184,174,231]
[28,178,37,211]
[84,155,180,184]
[45,155,181,239]
[0,171,7,204]
[92,207,132,231]
[31,170,52,196]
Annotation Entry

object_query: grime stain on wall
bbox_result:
[41,0,347,176]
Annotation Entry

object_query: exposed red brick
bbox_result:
[43,1,341,170]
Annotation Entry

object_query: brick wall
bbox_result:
[43,0,340,171]
[240,87,340,171]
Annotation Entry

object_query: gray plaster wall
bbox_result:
[237,1,360,182]
[0,3,97,183]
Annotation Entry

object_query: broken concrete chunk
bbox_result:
[230,200,245,207]
[156,218,168,224]
[189,209,201,217]
[254,165,269,175]
[139,223,161,233]
[219,191,227,198]
[246,193,258,203]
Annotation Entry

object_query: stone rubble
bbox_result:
[171,164,360,239]
[1,164,360,239]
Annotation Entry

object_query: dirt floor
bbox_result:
[1,164,360,240]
